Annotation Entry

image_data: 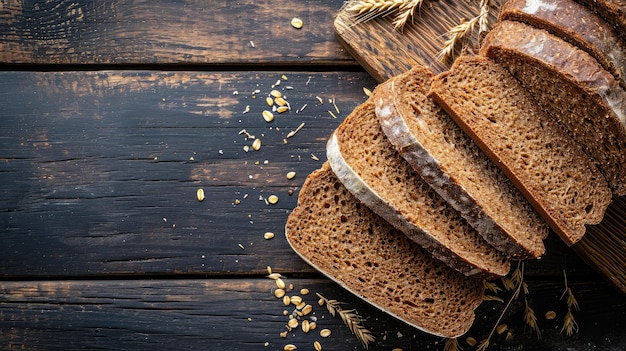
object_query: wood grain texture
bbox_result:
[0,0,353,65]
[0,278,624,351]
[334,0,500,82]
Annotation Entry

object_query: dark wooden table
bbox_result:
[1,1,624,350]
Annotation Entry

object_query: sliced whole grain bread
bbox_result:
[373,65,548,259]
[429,55,612,246]
[574,0,626,41]
[326,99,510,278]
[285,162,485,338]
[480,20,626,196]
[499,0,626,91]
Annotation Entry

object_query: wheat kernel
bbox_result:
[286,171,296,180]
[284,344,297,351]
[302,304,313,315]
[496,324,508,334]
[299,288,309,295]
[268,195,279,204]
[320,329,331,338]
[270,90,282,98]
[280,331,288,338]
[545,310,557,320]
[252,138,262,151]
[287,318,298,329]
[291,17,303,29]
[302,320,310,333]
[466,337,477,346]
[275,97,287,106]
[264,232,275,240]
[243,145,250,152]
[277,106,289,113]
[266,97,274,106]
[276,278,286,289]
[262,110,274,122]
[196,188,205,202]
[314,341,322,351]
[283,295,291,306]
[290,295,302,305]
[274,289,286,298]
[268,273,282,280]
[309,322,317,330]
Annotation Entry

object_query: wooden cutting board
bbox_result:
[334,1,626,295]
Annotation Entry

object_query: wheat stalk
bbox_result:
[560,271,580,336]
[316,293,375,349]
[347,0,424,30]
[437,0,492,63]
[392,0,424,29]
[524,297,542,339]
[443,337,460,351]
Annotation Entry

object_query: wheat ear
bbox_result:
[316,293,375,349]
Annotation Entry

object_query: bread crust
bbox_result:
[285,163,485,337]
[480,20,626,196]
[499,0,626,91]
[374,67,547,259]
[430,55,613,246]
[327,101,510,278]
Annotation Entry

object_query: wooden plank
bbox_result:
[0,70,611,281]
[0,0,354,66]
[0,278,624,350]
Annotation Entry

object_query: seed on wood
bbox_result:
[302,304,313,315]
[314,341,322,351]
[283,295,291,306]
[318,298,325,306]
[267,266,272,275]
[276,278,286,289]
[274,289,286,298]
[267,272,282,280]
[299,288,309,295]
[363,87,372,97]
[280,331,288,338]
[291,17,303,29]
[263,110,274,122]
[496,324,508,334]
[302,320,310,333]
[284,344,297,351]
[309,322,317,330]
[252,138,262,151]
[266,97,274,106]
[276,106,289,113]
[270,89,282,98]
[296,301,306,310]
[311,153,319,161]
[320,329,331,338]
[290,295,302,305]
[196,188,205,202]
[465,337,477,346]
[243,145,250,152]
[264,232,275,240]
[287,318,298,329]
[288,283,294,290]
[268,195,279,204]
[545,310,557,320]
[286,171,296,180]
[275,97,287,106]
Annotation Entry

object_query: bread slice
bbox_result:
[285,162,485,338]
[373,66,548,259]
[326,100,510,278]
[429,55,612,246]
[575,0,626,42]
[480,20,626,196]
[499,0,626,91]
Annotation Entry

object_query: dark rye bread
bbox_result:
[326,100,511,278]
[430,55,612,246]
[480,20,626,196]
[285,162,485,338]
[373,66,548,259]
[499,0,626,90]
[574,0,626,41]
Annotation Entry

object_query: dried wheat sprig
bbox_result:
[316,293,375,349]
[347,0,408,23]
[437,14,483,63]
[443,337,460,351]
[483,294,504,302]
[392,0,423,29]
[478,0,491,33]
[560,271,580,336]
[524,297,542,340]
[484,281,502,294]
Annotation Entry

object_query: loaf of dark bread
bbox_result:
[430,55,612,246]
[480,20,626,196]
[327,99,510,277]
[285,162,485,338]
[373,66,548,259]
[499,0,626,90]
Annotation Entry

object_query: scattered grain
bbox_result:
[290,295,302,306]
[363,87,372,97]
[314,341,322,351]
[302,320,310,333]
[545,310,557,320]
[274,289,286,298]
[286,171,296,180]
[196,188,205,202]
[283,295,291,306]
[309,322,317,330]
[286,122,305,139]
[320,329,331,338]
[276,278,286,289]
[284,344,297,351]
[275,97,287,106]
[268,195,279,204]
[243,145,250,152]
[264,232,275,240]
[252,138,262,151]
[277,106,289,113]
[496,324,508,334]
[263,110,274,122]
[302,304,313,316]
[291,17,303,29]
[288,318,299,330]
[466,337,477,346]
[311,153,320,161]
[280,331,288,338]
[270,90,282,98]
[299,288,309,295]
